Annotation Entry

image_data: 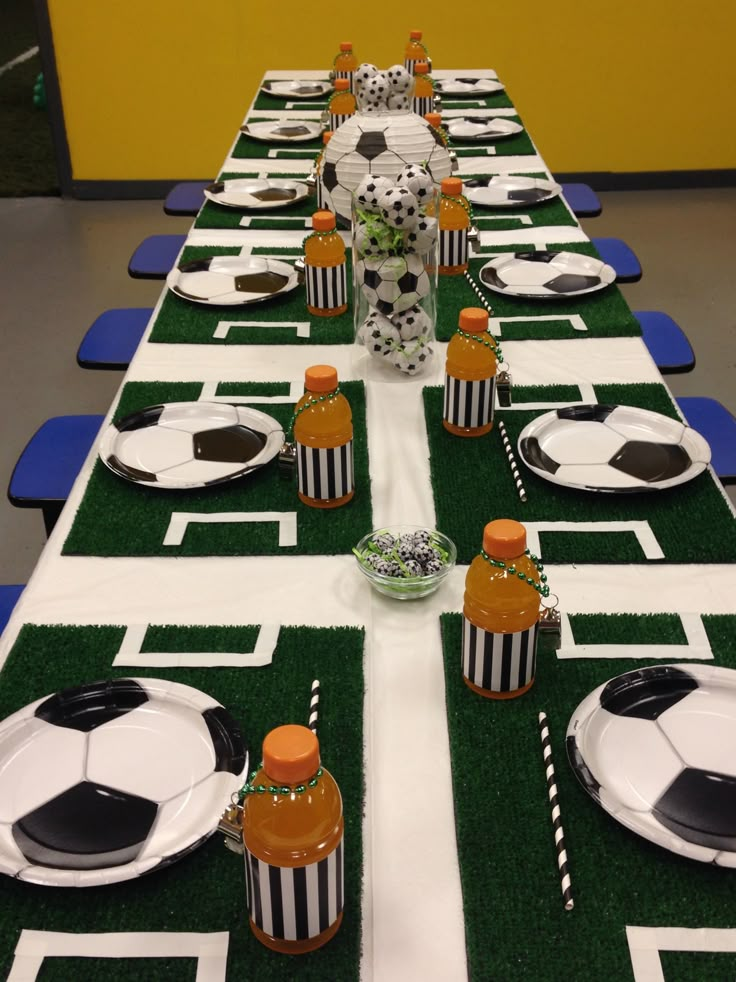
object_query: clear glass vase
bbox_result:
[352,183,439,381]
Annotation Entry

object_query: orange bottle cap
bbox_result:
[424,112,442,127]
[323,131,333,144]
[459,307,489,333]
[483,519,527,559]
[414,61,430,75]
[312,209,336,231]
[334,78,350,91]
[410,30,423,39]
[263,725,320,785]
[340,41,353,51]
[305,364,339,392]
[441,176,463,196]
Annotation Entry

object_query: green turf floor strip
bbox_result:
[437,242,641,341]
[62,380,372,558]
[0,623,364,982]
[422,382,736,565]
[148,247,354,346]
[440,612,736,982]
[569,613,688,645]
[659,949,736,980]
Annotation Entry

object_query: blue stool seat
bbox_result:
[676,397,736,484]
[128,234,186,279]
[164,181,210,216]
[635,311,695,374]
[0,585,24,635]
[78,308,152,370]
[591,236,642,282]
[560,183,602,218]
[8,415,105,535]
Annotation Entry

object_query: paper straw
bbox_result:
[464,270,495,316]
[498,420,527,502]
[538,711,574,910]
[308,679,320,736]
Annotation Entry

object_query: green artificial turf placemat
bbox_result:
[63,380,372,558]
[195,172,314,231]
[252,92,330,112]
[233,124,324,160]
[440,612,736,982]
[0,622,364,982]
[149,247,354,346]
[467,172,578,232]
[436,242,641,341]
[422,382,736,565]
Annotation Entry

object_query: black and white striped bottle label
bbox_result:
[462,619,539,693]
[244,838,344,941]
[306,262,347,312]
[439,228,469,268]
[412,96,434,117]
[334,70,354,93]
[329,112,352,130]
[297,440,354,501]
[444,374,496,430]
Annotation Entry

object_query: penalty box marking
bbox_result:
[163,512,297,548]
[198,381,302,404]
[113,623,281,668]
[557,612,713,661]
[525,521,664,561]
[489,313,588,337]
[627,926,736,982]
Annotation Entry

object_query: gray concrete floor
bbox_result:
[0,189,734,585]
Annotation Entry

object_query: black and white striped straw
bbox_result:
[464,269,495,316]
[498,420,527,502]
[308,679,320,736]
[538,711,574,910]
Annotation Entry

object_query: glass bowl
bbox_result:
[353,525,457,600]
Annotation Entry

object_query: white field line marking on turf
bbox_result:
[476,214,533,226]
[556,612,713,660]
[0,46,39,77]
[489,313,588,337]
[213,319,310,339]
[626,925,736,982]
[525,521,664,561]
[163,512,297,548]
[198,380,302,403]
[8,931,229,982]
[112,623,280,667]
[239,215,311,228]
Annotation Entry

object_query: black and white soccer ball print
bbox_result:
[479,250,615,298]
[357,304,433,375]
[386,64,413,93]
[355,253,430,315]
[378,186,420,229]
[518,404,708,492]
[396,163,435,207]
[354,173,395,214]
[0,678,247,885]
[404,214,438,254]
[355,63,379,89]
[567,664,736,865]
[102,402,284,489]
[320,114,452,223]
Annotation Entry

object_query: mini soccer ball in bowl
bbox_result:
[353,525,456,599]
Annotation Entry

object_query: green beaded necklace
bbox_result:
[241,765,324,799]
[288,386,341,438]
[480,547,550,598]
[455,326,504,362]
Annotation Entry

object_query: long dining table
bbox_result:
[2,68,736,982]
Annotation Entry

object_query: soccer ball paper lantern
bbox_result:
[320,112,452,224]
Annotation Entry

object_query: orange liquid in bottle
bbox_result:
[329,79,356,127]
[404,30,428,71]
[334,41,358,90]
[439,177,470,276]
[294,365,354,509]
[305,210,348,317]
[443,307,497,437]
[463,520,541,699]
[243,725,344,954]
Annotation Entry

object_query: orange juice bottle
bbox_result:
[463,520,544,699]
[242,724,345,954]
[333,41,358,92]
[424,111,448,145]
[412,61,434,118]
[443,307,497,437]
[404,29,430,73]
[329,78,356,130]
[293,365,354,508]
[439,176,471,275]
[304,211,348,317]
[315,131,333,209]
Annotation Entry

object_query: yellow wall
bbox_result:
[49,0,736,182]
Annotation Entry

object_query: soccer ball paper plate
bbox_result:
[99,402,284,489]
[567,664,736,866]
[240,120,323,143]
[0,678,247,886]
[464,175,562,209]
[446,116,523,142]
[167,255,300,306]
[518,404,710,493]
[479,250,615,299]
[203,178,310,211]
[434,77,505,95]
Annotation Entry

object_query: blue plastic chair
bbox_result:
[8,415,105,535]
[635,311,695,374]
[676,398,736,484]
[560,183,602,218]
[128,234,186,279]
[77,308,152,370]
[164,181,210,216]
[591,237,642,282]
[0,585,24,635]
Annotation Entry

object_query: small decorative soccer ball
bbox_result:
[387,340,433,376]
[377,186,420,229]
[354,173,395,214]
[404,214,438,254]
[396,164,435,207]
[387,92,411,112]
[355,63,379,89]
[364,72,389,106]
[390,304,432,342]
[354,218,397,258]
[356,309,400,355]
[356,253,430,315]
[386,64,413,93]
